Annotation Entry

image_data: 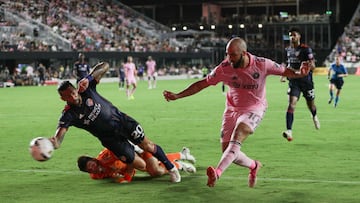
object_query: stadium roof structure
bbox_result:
[121,0,298,7]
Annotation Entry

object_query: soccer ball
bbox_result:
[29,137,54,161]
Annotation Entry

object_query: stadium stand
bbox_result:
[0,0,182,52]
[0,0,359,86]
[325,3,360,73]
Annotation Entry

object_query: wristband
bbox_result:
[86,75,94,82]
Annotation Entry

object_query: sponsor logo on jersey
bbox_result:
[88,103,101,122]
[82,100,101,125]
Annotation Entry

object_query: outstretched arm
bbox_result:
[78,62,109,93]
[49,127,68,149]
[283,61,311,78]
[163,78,210,101]
[89,62,110,82]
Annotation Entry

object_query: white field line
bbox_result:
[1,169,360,185]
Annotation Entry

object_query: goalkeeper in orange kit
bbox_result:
[77,146,196,183]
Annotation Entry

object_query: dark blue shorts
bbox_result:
[98,112,145,164]
[288,78,315,101]
[330,79,344,89]
[100,138,135,164]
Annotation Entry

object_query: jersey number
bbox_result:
[131,125,145,140]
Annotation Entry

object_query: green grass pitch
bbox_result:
[1,75,360,203]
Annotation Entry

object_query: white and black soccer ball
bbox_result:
[29,137,54,161]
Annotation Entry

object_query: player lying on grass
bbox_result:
[77,146,196,183]
[50,61,181,183]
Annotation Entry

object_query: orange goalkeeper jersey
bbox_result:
[89,148,128,179]
[89,148,180,179]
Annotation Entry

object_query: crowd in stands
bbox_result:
[1,0,336,54]
[1,0,359,84]
[0,62,72,87]
[325,3,360,67]
[0,0,179,52]
[222,13,330,25]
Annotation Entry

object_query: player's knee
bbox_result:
[288,101,297,109]
[138,139,155,153]
[133,156,146,171]
[235,123,252,135]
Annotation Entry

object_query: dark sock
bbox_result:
[286,111,294,130]
[153,145,174,170]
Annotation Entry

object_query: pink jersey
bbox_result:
[124,62,137,84]
[207,53,285,112]
[146,60,156,76]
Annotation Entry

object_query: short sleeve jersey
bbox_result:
[74,62,91,81]
[119,67,125,79]
[206,53,285,112]
[146,60,156,75]
[329,63,347,81]
[58,80,126,139]
[286,43,314,82]
[124,62,136,81]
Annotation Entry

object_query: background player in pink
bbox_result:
[146,56,156,89]
[163,37,311,188]
[124,56,137,100]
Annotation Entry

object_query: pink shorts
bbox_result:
[220,108,266,143]
[147,70,155,76]
[126,78,137,85]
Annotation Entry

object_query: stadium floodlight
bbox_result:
[199,25,204,30]
[258,24,263,28]
[240,24,245,29]
[210,25,216,30]
[182,26,187,31]
[172,27,176,31]
[228,24,233,29]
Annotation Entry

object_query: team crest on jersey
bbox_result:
[86,98,94,107]
[252,72,260,79]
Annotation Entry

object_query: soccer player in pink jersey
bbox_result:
[146,56,157,89]
[124,56,137,100]
[163,37,311,188]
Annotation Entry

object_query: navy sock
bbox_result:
[286,111,294,130]
[153,145,174,170]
